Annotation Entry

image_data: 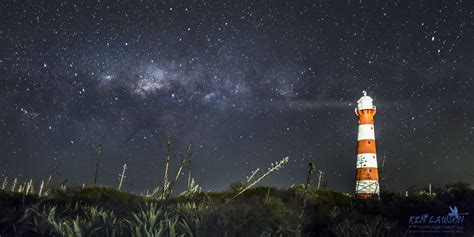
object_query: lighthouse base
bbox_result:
[355,193,379,199]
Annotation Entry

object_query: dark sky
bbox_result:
[0,0,472,194]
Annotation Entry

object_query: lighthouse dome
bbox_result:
[357,91,375,110]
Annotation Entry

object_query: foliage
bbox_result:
[0,182,473,236]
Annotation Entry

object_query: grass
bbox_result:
[0,183,473,236]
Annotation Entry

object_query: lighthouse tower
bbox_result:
[354,91,379,198]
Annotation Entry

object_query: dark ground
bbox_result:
[0,182,473,236]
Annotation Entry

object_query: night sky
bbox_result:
[0,1,472,194]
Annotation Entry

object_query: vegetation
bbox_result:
[0,183,473,236]
[1,140,472,236]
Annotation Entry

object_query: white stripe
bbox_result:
[357,124,375,141]
[356,153,378,168]
[355,180,380,194]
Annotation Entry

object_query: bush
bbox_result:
[1,184,473,236]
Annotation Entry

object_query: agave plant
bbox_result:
[17,203,125,237]
[125,202,163,236]
[124,202,195,237]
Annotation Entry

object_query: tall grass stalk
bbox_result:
[228,156,289,202]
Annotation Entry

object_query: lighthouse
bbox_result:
[354,91,380,198]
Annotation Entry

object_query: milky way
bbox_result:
[0,1,472,193]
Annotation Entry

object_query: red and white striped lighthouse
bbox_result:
[354,91,379,198]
